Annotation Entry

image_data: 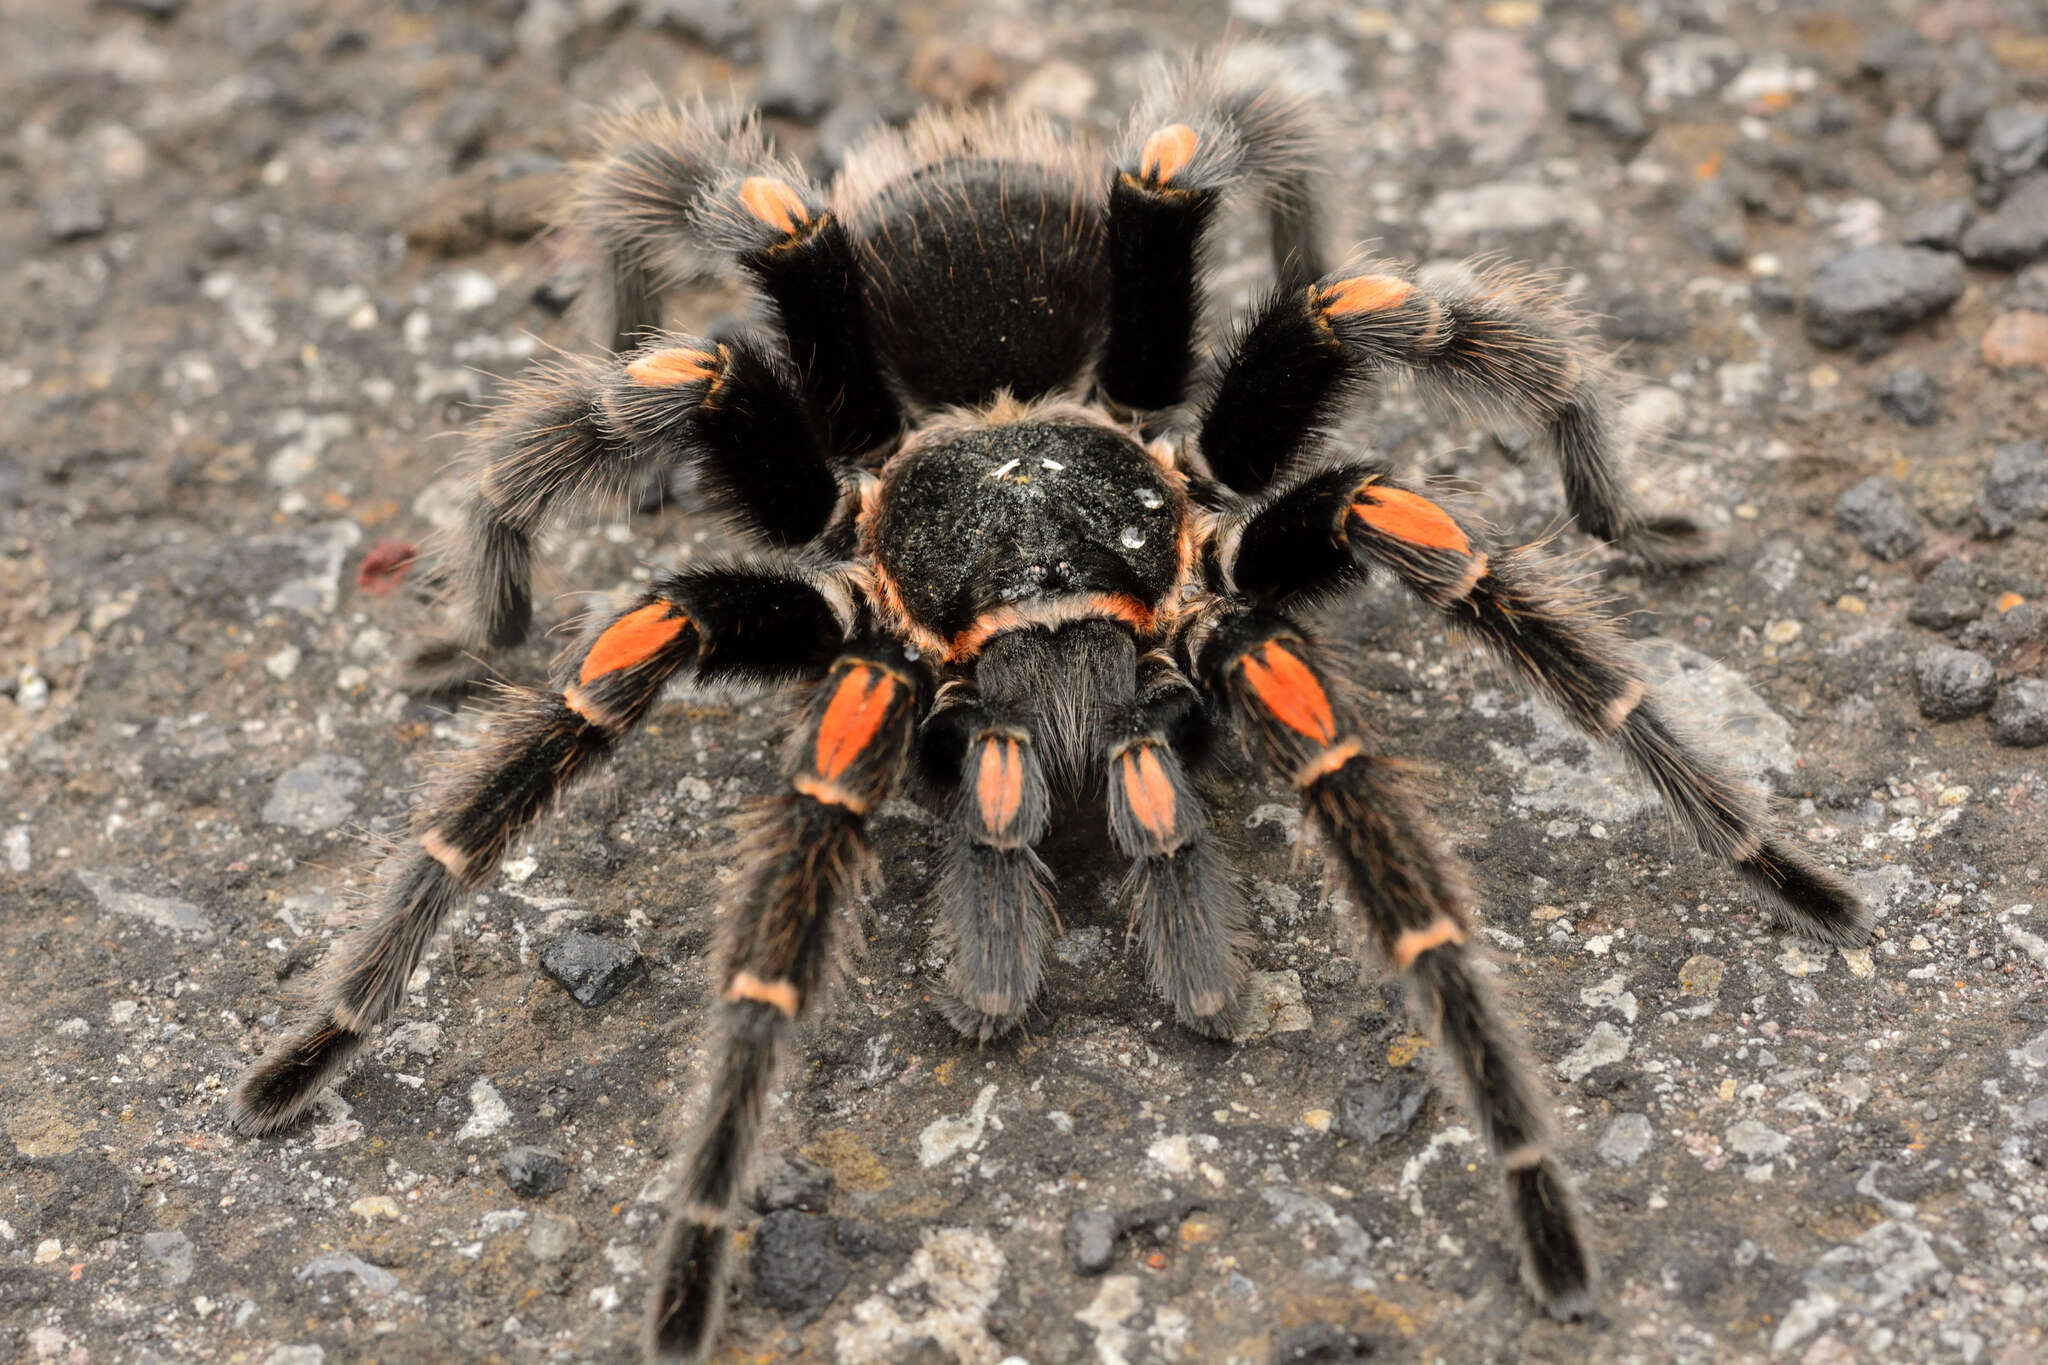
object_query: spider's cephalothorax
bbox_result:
[232,62,1869,1363]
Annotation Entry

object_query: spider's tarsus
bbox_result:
[228,1014,365,1137]
[1620,512,1725,571]
[1739,838,1873,947]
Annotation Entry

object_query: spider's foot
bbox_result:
[230,1013,365,1136]
[1620,512,1723,571]
[397,635,497,693]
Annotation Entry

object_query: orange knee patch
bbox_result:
[1319,274,1417,317]
[724,971,801,1019]
[1350,484,1471,554]
[579,603,689,684]
[1390,916,1467,967]
[975,736,1026,836]
[1239,640,1337,745]
[1139,124,1199,186]
[625,347,718,387]
[814,665,899,780]
[739,176,811,235]
[1118,745,1178,841]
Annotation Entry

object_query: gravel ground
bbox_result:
[5,2,2048,1363]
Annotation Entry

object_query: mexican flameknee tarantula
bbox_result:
[232,63,1869,1362]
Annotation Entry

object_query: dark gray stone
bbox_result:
[1902,201,1972,252]
[1970,107,2048,203]
[640,0,754,55]
[2004,262,2048,314]
[1803,247,1963,349]
[750,1152,834,1213]
[1836,478,1926,560]
[749,1210,846,1315]
[1753,275,1799,313]
[1336,1072,1429,1146]
[40,185,110,243]
[1932,75,1995,148]
[539,931,643,1007]
[1602,289,1688,344]
[1272,1323,1377,1363]
[1881,114,1943,177]
[107,0,183,16]
[433,92,500,167]
[1978,440,2048,536]
[1063,1208,1117,1276]
[1678,181,1746,265]
[1875,366,1941,426]
[1907,558,1982,629]
[1960,174,2048,268]
[1915,646,1998,720]
[1567,74,1646,141]
[1990,680,2048,747]
[500,1146,569,1197]
[754,18,841,123]
[1961,603,2048,667]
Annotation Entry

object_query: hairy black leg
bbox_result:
[572,102,772,353]
[645,645,923,1363]
[1195,610,1595,1316]
[1104,653,1245,1035]
[408,335,842,685]
[1102,63,1327,412]
[695,171,900,457]
[1201,261,1717,567]
[925,688,1057,1042]
[230,567,850,1137]
[1223,469,1868,945]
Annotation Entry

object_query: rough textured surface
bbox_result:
[1803,245,1965,348]
[5,3,2048,1365]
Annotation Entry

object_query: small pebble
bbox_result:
[39,185,111,243]
[1597,1113,1655,1167]
[1960,602,2048,666]
[754,19,841,122]
[1880,114,1942,177]
[1567,74,1647,141]
[751,1152,834,1214]
[500,1146,569,1197]
[1931,75,1993,147]
[1960,174,2048,268]
[1803,246,1964,350]
[1335,1072,1429,1145]
[1990,680,2048,747]
[1272,1324,1376,1364]
[1063,1208,1117,1276]
[1907,558,1982,629]
[526,1212,579,1262]
[1902,200,1972,252]
[640,0,754,56]
[1978,440,2048,534]
[539,931,643,1007]
[1874,366,1941,425]
[749,1210,846,1314]
[1982,311,2048,371]
[1969,107,2048,204]
[1836,477,1926,560]
[1915,645,1998,720]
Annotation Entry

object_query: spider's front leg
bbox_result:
[646,643,925,1363]
[230,562,850,1135]
[414,334,843,684]
[1200,262,1717,567]
[1192,609,1596,1316]
[1101,63,1328,413]
[1224,467,1868,944]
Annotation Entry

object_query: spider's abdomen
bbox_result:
[852,157,1106,409]
[873,421,1182,646]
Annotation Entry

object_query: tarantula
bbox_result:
[231,62,1869,1362]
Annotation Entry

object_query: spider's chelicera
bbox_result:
[232,62,1869,1363]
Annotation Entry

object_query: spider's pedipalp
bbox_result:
[1196,612,1596,1315]
[1223,470,1869,945]
[647,646,923,1362]
[231,567,849,1138]
[1102,59,1330,412]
